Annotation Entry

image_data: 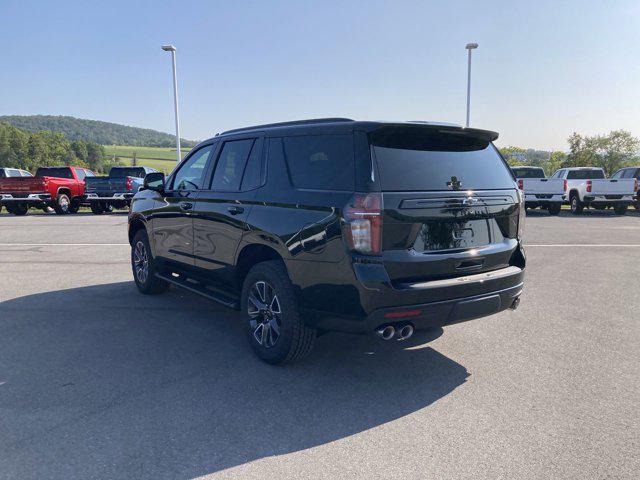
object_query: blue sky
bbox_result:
[1,0,639,150]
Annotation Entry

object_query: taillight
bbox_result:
[586,180,592,193]
[563,180,567,192]
[126,177,133,191]
[517,179,523,190]
[344,193,382,255]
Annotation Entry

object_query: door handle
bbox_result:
[228,205,245,215]
[180,202,193,211]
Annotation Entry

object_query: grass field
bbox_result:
[104,145,191,174]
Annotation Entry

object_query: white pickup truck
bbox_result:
[550,167,638,215]
[511,166,564,215]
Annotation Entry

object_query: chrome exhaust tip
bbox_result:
[510,297,521,311]
[376,325,396,341]
[397,324,414,341]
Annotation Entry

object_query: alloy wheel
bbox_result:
[248,280,282,348]
[59,196,70,212]
[133,241,149,284]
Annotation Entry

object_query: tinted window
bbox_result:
[84,169,94,177]
[371,129,514,191]
[0,170,5,178]
[240,139,263,190]
[75,169,86,181]
[567,170,605,179]
[511,168,545,178]
[211,139,254,191]
[35,167,73,179]
[21,170,33,177]
[283,135,354,190]
[623,168,638,179]
[110,167,146,178]
[611,170,623,179]
[171,145,213,190]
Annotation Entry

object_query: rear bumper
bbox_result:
[85,193,134,201]
[1,193,51,204]
[524,193,563,204]
[299,262,525,334]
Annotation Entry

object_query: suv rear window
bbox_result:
[511,167,545,178]
[35,167,73,179]
[283,135,354,190]
[567,170,605,179]
[370,129,514,191]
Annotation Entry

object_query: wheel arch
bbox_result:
[235,243,286,290]
[128,216,148,246]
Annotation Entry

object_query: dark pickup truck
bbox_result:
[84,166,158,214]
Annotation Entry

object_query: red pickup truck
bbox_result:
[0,166,95,215]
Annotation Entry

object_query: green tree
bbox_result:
[564,130,639,175]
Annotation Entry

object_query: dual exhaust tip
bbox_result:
[376,323,414,341]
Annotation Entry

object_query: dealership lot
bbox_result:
[1,211,639,479]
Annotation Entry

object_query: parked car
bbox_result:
[84,166,159,214]
[128,119,526,364]
[0,166,94,215]
[551,167,637,215]
[0,168,32,213]
[511,166,564,215]
[610,166,640,211]
[0,167,32,178]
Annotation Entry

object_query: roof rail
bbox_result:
[220,117,354,135]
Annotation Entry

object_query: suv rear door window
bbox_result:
[567,170,605,179]
[211,139,255,191]
[371,129,514,191]
[283,135,354,190]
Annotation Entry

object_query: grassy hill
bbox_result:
[104,145,192,174]
[0,115,197,148]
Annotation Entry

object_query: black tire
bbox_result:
[90,202,104,215]
[241,260,316,365]
[570,195,583,215]
[614,205,627,216]
[54,193,71,215]
[548,204,561,216]
[68,199,80,214]
[7,203,29,216]
[131,229,170,295]
[102,202,114,213]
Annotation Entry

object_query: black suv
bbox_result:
[128,119,525,364]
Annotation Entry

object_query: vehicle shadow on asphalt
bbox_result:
[0,281,468,479]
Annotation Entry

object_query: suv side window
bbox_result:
[211,139,255,191]
[171,145,214,191]
[283,134,354,191]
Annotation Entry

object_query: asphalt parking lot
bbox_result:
[1,210,639,479]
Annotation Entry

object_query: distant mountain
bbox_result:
[0,115,197,148]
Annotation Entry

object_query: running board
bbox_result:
[156,273,239,309]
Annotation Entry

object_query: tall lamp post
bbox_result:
[161,44,181,164]
[465,43,478,128]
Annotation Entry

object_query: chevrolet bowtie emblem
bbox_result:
[447,176,462,190]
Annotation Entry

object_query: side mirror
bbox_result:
[144,172,165,192]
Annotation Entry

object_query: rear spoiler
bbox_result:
[368,123,499,143]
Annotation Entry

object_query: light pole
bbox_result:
[161,44,181,164]
[465,43,478,128]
